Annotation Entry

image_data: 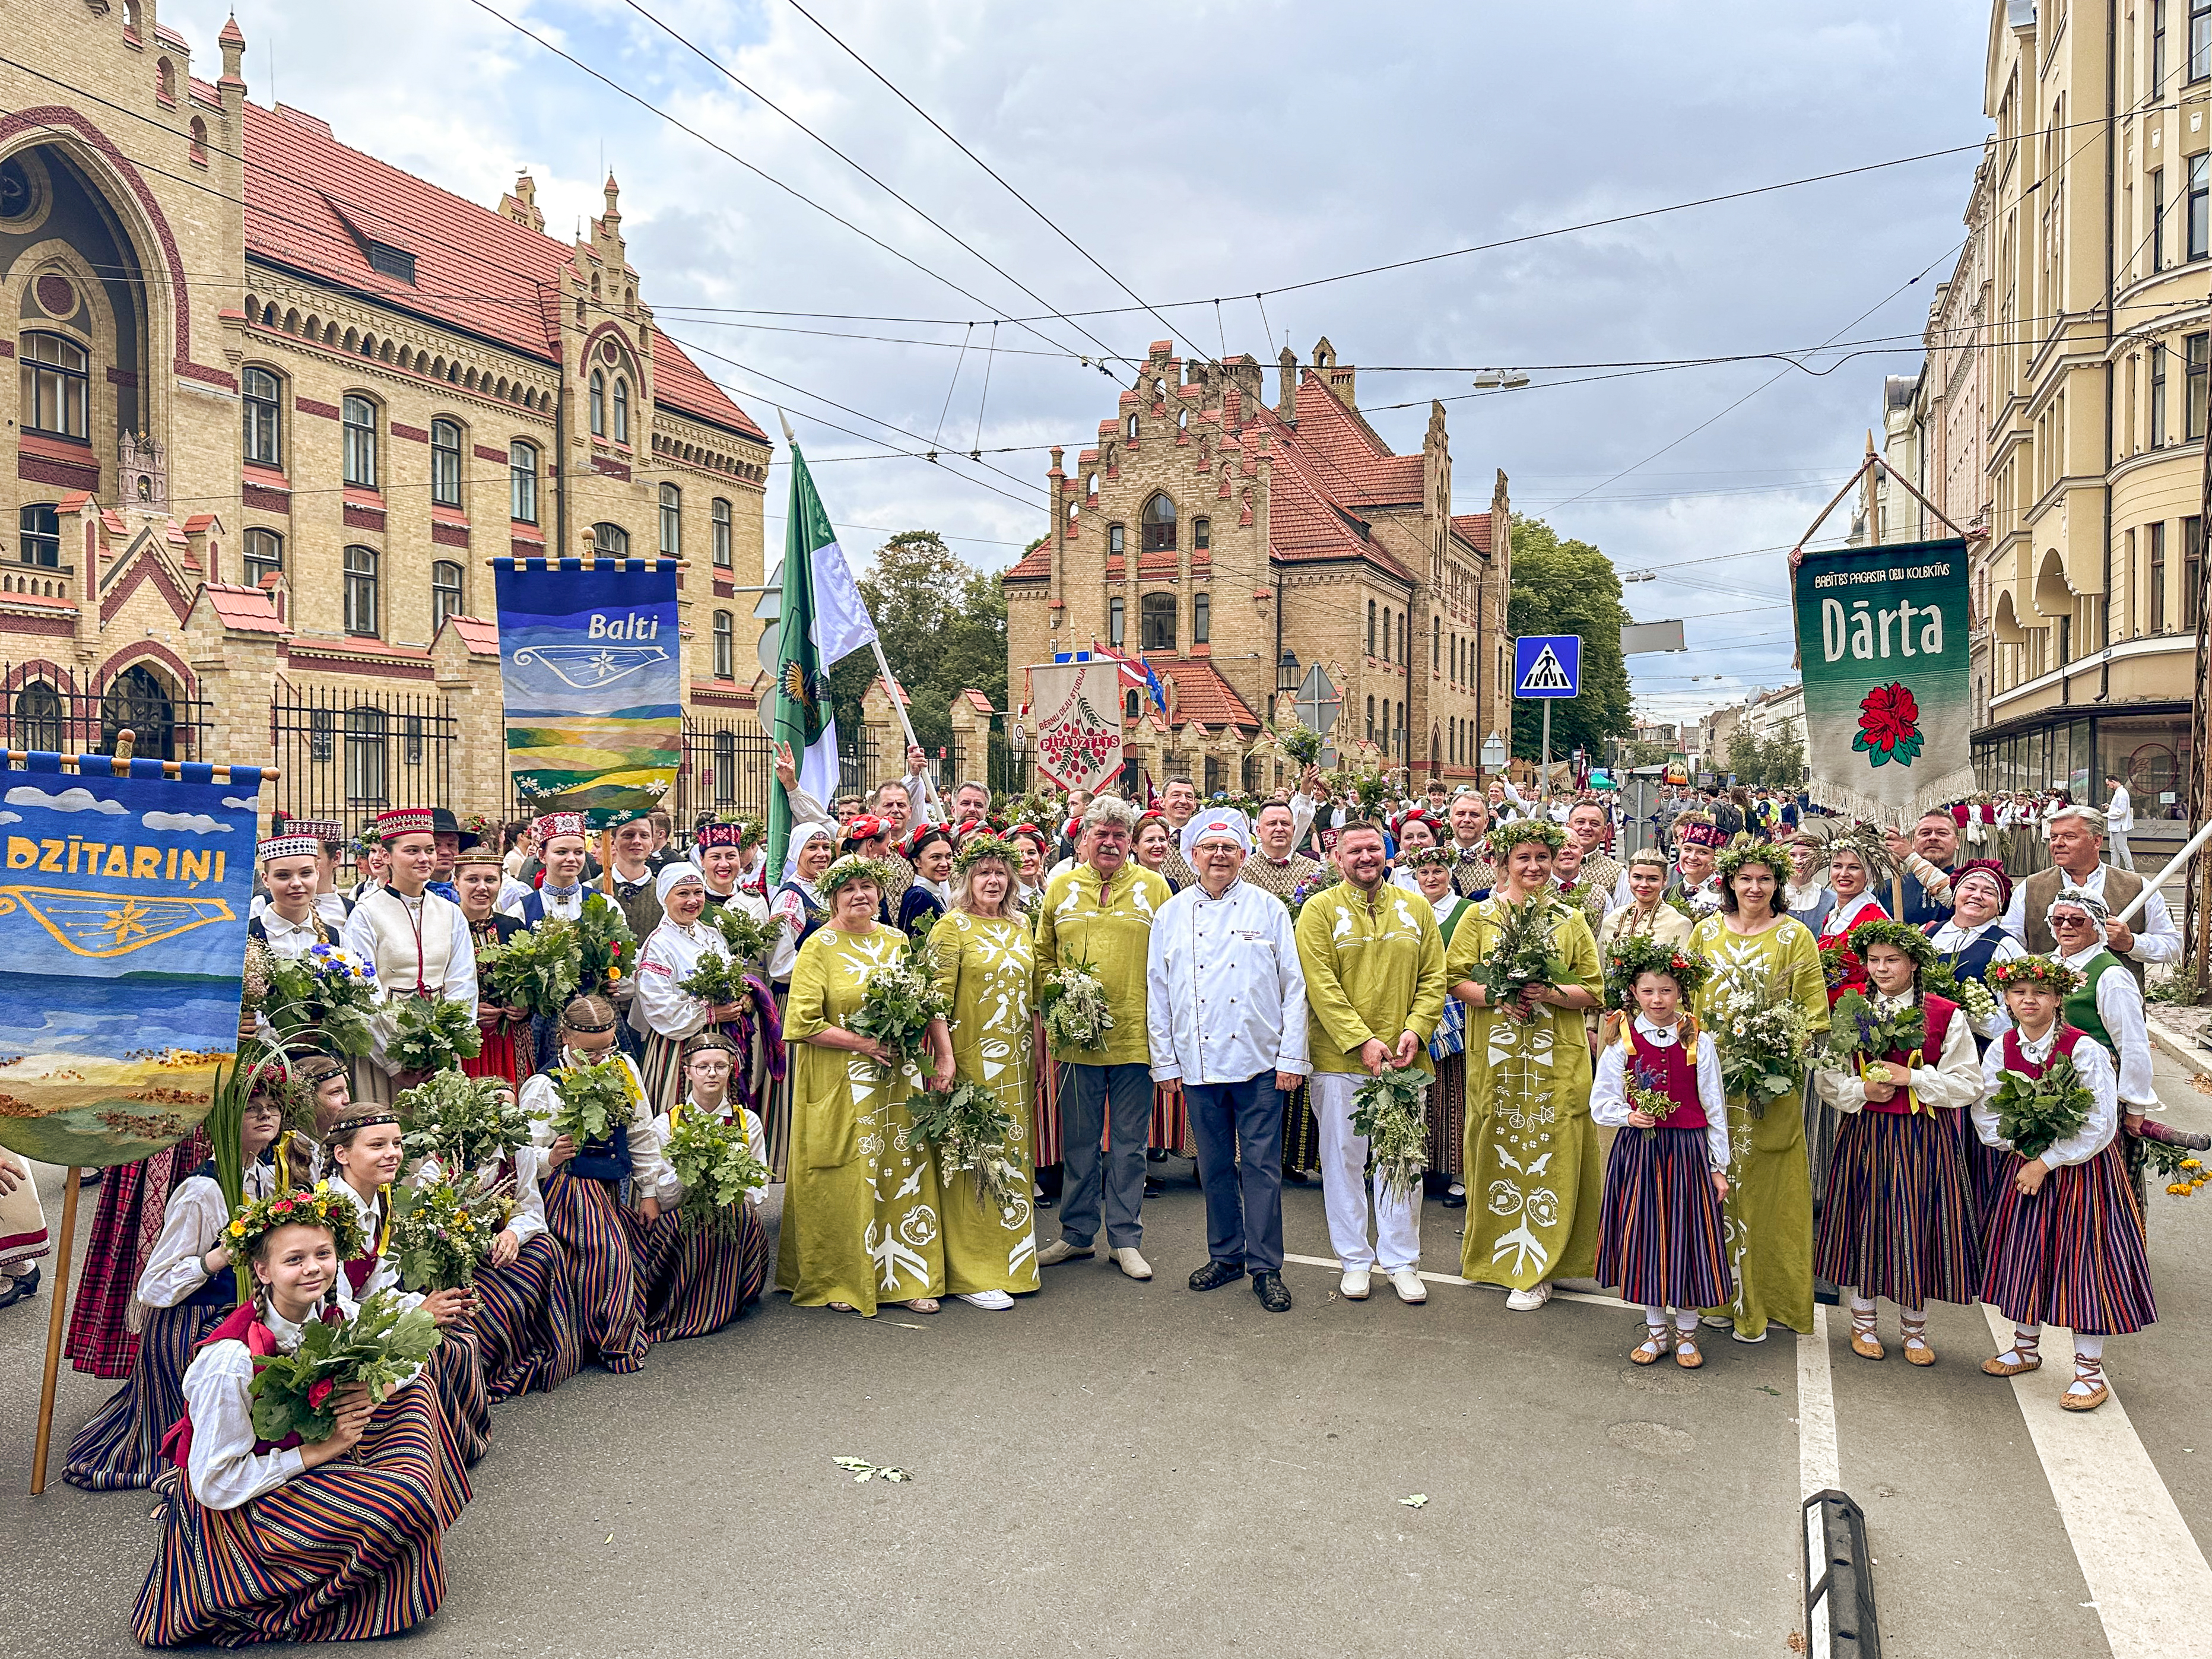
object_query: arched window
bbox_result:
[189,117,207,165]
[431,560,465,629]
[20,333,87,439]
[659,483,681,556]
[712,609,734,678]
[1366,599,1376,656]
[712,497,732,568]
[1382,608,1391,662]
[243,367,282,467]
[429,418,463,507]
[591,522,629,556]
[510,441,539,524]
[1193,516,1210,550]
[341,395,377,487]
[1141,492,1176,553]
[1126,413,1139,440]
[589,369,606,436]
[14,682,61,753]
[242,527,283,589]
[17,504,58,568]
[345,706,387,804]
[612,378,630,444]
[343,545,379,635]
[102,666,176,760]
[1192,592,1210,644]
[1125,689,1141,722]
[1140,592,1177,652]
[156,57,176,104]
[1086,472,1098,499]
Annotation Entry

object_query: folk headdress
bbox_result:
[1485,817,1567,861]
[1988,954,2083,996]
[223,1181,370,1263]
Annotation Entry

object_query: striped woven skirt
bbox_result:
[426,1328,492,1469]
[539,1169,650,1374]
[1814,1109,1982,1308]
[1962,1118,2009,1229]
[1979,1141,2158,1335]
[469,1233,580,1401]
[763,991,795,1181]
[627,1205,769,1343]
[1281,1080,1321,1176]
[462,1020,527,1089]
[132,1378,468,1648]
[1030,1020,1063,1168]
[62,1298,223,1491]
[1424,1053,1467,1181]
[1148,1082,1197,1158]
[1594,1125,1731,1311]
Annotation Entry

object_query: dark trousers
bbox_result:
[1186,1073,1286,1274]
[1061,1062,1151,1251]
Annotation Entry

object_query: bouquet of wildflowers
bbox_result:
[1273,720,1324,770]
[574,896,637,992]
[1280,874,1333,921]
[547,1054,636,1148]
[1350,1066,1429,1203]
[676,950,747,1010]
[1624,1058,1678,1141]
[1040,952,1114,1052]
[1816,989,1927,1086]
[388,995,484,1073]
[479,923,581,1022]
[709,904,781,966]
[257,944,383,1057]
[666,1112,770,1238]
[1920,960,1998,1028]
[1480,894,1569,1021]
[849,944,951,1077]
[247,1291,443,1444]
[388,1173,513,1292]
[910,1080,1021,1210]
[399,1070,532,1175]
[1709,973,1811,1116]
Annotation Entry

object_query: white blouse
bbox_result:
[339,887,477,1073]
[1588,1015,1730,1171]
[645,1097,768,1207]
[2057,943,2160,1108]
[1812,989,1984,1114]
[630,917,723,1041]
[1972,1026,2121,1168]
[519,1048,674,1193]
[132,1163,279,1319]
[767,880,823,982]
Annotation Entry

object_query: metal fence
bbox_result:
[839,727,881,802]
[946,729,1017,797]
[0,661,214,760]
[671,719,882,827]
[270,681,456,842]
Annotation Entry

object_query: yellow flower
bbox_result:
[228,1220,246,1238]
[2185,1159,2203,1171]
[454,1211,471,1227]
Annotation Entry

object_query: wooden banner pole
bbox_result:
[28,1165,82,1495]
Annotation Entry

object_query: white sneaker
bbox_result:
[956,1289,1014,1311]
[1505,1283,1553,1312]
[1389,1268,1427,1305]
[1340,1267,1372,1300]
[1112,1246,1153,1281]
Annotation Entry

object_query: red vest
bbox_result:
[1862,995,1957,1115]
[157,1298,339,1471]
[1999,1023,2087,1082]
[1623,1021,1707,1131]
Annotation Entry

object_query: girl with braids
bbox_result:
[63,1078,291,1492]
[631,1034,772,1341]
[1811,920,1983,1366]
[519,994,670,1372]
[133,1188,468,1647]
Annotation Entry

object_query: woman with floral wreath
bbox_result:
[132,1185,469,1647]
[1445,817,1605,1312]
[1810,919,1983,1366]
[1687,840,1829,1343]
[928,832,1045,1309]
[777,855,956,1316]
[1132,814,1197,1174]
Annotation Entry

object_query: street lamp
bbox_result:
[1472,369,1532,389]
[1277,649,1301,693]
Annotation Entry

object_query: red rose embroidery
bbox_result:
[307,1378,334,1410]
[1852,682,1924,767]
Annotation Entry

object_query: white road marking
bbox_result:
[1796,1305,1839,1498]
[1979,1305,2212,1658]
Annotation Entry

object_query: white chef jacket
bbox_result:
[2000,864,2181,967]
[1588,1014,1731,1171]
[1972,1026,2121,1168]
[1144,876,1309,1086]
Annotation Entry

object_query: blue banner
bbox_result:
[0,757,259,1169]
[493,557,681,828]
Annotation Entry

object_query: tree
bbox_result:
[1506,516,1633,763]
[823,531,1007,762]
[1757,728,1806,789]
[1726,727,1763,785]
[1618,737,1673,769]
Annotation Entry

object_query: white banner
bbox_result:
[1029,662,1125,795]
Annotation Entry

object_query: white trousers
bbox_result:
[1310,1072,1421,1273]
[2110,831,2134,871]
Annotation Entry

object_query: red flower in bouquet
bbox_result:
[307,1377,334,1410]
[1852,681,1924,767]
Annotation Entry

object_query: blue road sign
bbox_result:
[1513,635,1581,698]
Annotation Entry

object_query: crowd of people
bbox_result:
[0,753,2185,1647]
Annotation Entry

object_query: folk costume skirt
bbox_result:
[1030,1023,1064,1169]
[1980,1142,2158,1335]
[63,1298,223,1491]
[637,1031,688,1122]
[132,1379,468,1648]
[1595,1125,1731,1312]
[1424,1052,1467,1182]
[1814,1108,1981,1308]
[468,1234,580,1400]
[539,1168,650,1374]
[628,1205,769,1343]
[462,1020,527,1089]
[426,1329,492,1469]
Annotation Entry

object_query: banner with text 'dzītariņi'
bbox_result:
[1792,538,1974,823]
[494,557,681,829]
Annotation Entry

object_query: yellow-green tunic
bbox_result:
[776,922,946,1315]
[1688,912,1829,1340]
[1291,884,1447,1079]
[1033,863,1172,1068]
[1447,896,1605,1289]
[930,910,1043,1296]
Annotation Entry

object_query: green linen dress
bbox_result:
[775,922,947,1315]
[1689,911,1829,1340]
[930,910,1043,1296]
[1448,895,1607,1289]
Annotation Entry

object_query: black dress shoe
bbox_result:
[1143,1178,1164,1198]
[1252,1270,1293,1313]
[1188,1259,1243,1292]
[1147,1148,1169,1164]
[0,1264,40,1310]
[1284,1169,1309,1185]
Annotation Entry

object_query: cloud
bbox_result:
[7,785,126,816]
[0,812,20,825]
[221,796,255,810]
[142,811,233,835]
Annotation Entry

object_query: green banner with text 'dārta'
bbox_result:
[1792,538,1973,823]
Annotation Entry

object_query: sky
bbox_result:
[168,0,1994,727]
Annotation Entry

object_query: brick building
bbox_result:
[1002,339,1513,797]
[0,4,775,833]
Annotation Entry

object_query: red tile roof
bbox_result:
[1161,659,1258,732]
[239,103,763,442]
[442,614,500,655]
[200,582,285,634]
[1450,513,1493,553]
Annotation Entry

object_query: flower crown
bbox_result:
[818,854,899,900]
[1603,934,1708,1008]
[1988,954,2082,995]
[224,1180,370,1262]
[1713,840,1791,885]
[1845,917,1937,972]
[1486,819,1567,860]
[1399,845,1455,870]
[954,831,1020,874]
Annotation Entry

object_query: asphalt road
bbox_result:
[7,1043,2212,1659]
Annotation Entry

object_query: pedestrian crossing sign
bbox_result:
[1513,635,1581,698]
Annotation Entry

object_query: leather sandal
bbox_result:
[1631,1325,1669,1365]
[906,1298,940,1315]
[1900,1318,1935,1367]
[1674,1329,1704,1370]
[1849,1308,1884,1362]
[2060,1355,2109,1411]
[1981,1345,2042,1376]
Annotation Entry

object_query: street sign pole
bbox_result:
[1541,700,1551,798]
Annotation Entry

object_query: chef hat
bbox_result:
[1180,807,1252,858]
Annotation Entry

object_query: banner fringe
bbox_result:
[1807,762,1976,827]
